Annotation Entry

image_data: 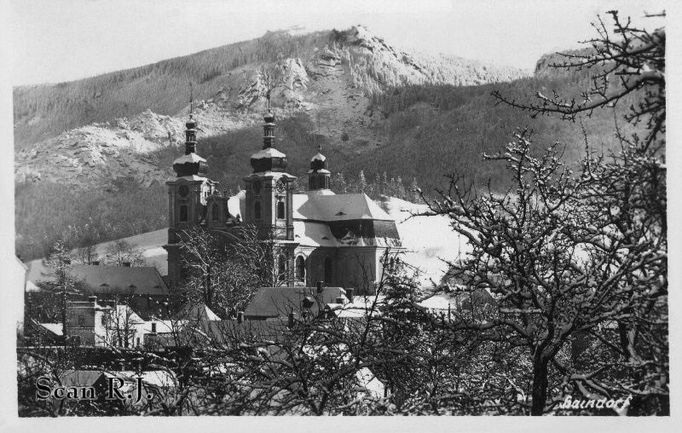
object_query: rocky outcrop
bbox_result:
[15,112,177,188]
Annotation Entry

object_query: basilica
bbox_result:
[164,111,402,295]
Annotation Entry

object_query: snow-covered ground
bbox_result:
[378,196,470,286]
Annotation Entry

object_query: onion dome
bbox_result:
[309,148,328,172]
[308,145,330,190]
[251,112,288,172]
[173,114,208,177]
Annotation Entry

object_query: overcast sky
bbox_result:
[9,0,666,86]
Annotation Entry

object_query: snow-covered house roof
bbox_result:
[68,264,169,296]
[38,322,64,336]
[244,286,348,319]
[355,367,385,399]
[173,302,221,321]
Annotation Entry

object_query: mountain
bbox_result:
[14,26,528,189]
[15,26,638,261]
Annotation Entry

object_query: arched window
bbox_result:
[324,257,333,284]
[278,255,287,283]
[179,205,188,222]
[254,201,261,220]
[211,203,219,221]
[277,199,285,219]
[295,256,305,282]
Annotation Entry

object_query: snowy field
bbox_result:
[378,196,470,286]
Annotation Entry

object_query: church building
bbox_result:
[165,110,402,295]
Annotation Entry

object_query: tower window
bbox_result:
[254,201,261,220]
[277,199,285,219]
[179,205,188,222]
[211,203,219,221]
[295,256,306,282]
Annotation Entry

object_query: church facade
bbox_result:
[165,111,402,295]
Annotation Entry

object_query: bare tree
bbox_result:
[103,239,144,267]
[176,224,283,317]
[492,10,665,151]
[416,11,668,415]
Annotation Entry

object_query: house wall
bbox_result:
[66,304,107,347]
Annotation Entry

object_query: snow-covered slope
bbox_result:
[377,196,469,286]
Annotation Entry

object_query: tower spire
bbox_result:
[183,82,199,155]
[189,82,194,118]
[262,105,276,150]
[171,82,209,177]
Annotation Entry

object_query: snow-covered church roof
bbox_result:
[293,192,393,221]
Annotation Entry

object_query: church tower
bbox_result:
[164,107,219,287]
[308,145,331,192]
[243,110,298,285]
[243,111,296,240]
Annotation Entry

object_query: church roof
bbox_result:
[172,152,206,165]
[293,221,338,247]
[251,147,287,160]
[226,190,399,246]
[293,193,393,222]
[311,152,326,162]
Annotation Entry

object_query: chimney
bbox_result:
[123,262,131,267]
[316,281,324,293]
[288,311,294,328]
[345,288,354,302]
[237,311,244,324]
[88,296,97,306]
[151,322,157,333]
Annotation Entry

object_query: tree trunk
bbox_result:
[530,355,549,415]
[205,266,212,308]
